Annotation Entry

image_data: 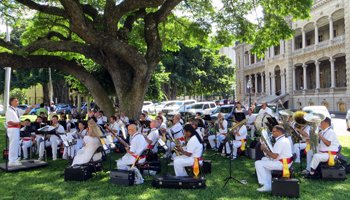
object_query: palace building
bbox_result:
[234,0,350,113]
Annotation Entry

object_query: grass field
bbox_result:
[0,116,350,200]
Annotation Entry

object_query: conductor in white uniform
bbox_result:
[116,124,148,170]
[5,97,32,166]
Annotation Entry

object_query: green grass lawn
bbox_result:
[0,116,350,200]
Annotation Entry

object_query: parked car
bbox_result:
[149,101,168,114]
[56,104,74,114]
[142,101,154,113]
[163,100,197,119]
[346,109,350,131]
[17,104,29,110]
[81,102,96,112]
[210,104,247,124]
[180,101,217,116]
[302,106,334,119]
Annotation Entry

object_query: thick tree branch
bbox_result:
[15,0,67,18]
[0,38,20,52]
[144,14,162,70]
[118,9,146,40]
[155,0,182,22]
[0,52,114,115]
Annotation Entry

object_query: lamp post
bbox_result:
[247,77,252,109]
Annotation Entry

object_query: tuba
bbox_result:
[304,113,325,153]
[259,128,274,157]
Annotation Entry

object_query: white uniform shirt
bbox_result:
[109,121,120,135]
[147,128,159,146]
[50,124,65,134]
[97,117,104,125]
[258,107,273,116]
[217,119,228,135]
[319,127,339,152]
[186,135,203,158]
[129,133,148,156]
[6,106,26,126]
[246,114,256,126]
[299,125,310,142]
[235,125,247,141]
[272,135,293,160]
[121,116,129,125]
[196,127,205,140]
[170,122,184,139]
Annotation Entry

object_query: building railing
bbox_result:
[332,35,345,45]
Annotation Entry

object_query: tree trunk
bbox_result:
[53,79,69,103]
[42,82,50,104]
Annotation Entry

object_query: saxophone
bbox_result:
[227,119,247,141]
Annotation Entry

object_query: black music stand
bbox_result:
[223,113,247,188]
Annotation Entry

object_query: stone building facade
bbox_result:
[234,0,349,113]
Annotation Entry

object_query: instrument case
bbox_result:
[152,175,206,189]
[110,169,135,186]
[64,165,93,181]
[321,165,347,181]
[272,178,300,198]
[202,160,212,174]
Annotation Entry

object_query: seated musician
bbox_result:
[120,112,130,125]
[258,102,273,116]
[292,111,310,164]
[19,119,35,160]
[174,124,204,176]
[116,124,148,170]
[191,120,205,140]
[75,121,88,152]
[105,116,120,138]
[208,113,227,151]
[143,120,160,153]
[59,113,68,131]
[156,116,167,129]
[33,116,45,155]
[38,115,65,160]
[96,111,107,125]
[234,102,245,114]
[164,114,185,158]
[195,112,206,128]
[139,113,150,134]
[143,111,152,121]
[225,116,247,160]
[39,112,48,124]
[255,125,293,192]
[246,108,256,138]
[158,111,167,124]
[71,119,102,166]
[307,117,340,176]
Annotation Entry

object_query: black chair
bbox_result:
[272,166,295,178]
[81,146,104,175]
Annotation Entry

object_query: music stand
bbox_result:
[223,113,247,188]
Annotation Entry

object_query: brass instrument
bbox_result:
[114,134,130,149]
[278,110,294,137]
[227,119,247,141]
[259,128,274,157]
[168,130,182,156]
[304,113,325,153]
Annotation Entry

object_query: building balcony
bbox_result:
[245,60,265,70]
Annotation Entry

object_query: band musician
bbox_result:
[255,125,293,192]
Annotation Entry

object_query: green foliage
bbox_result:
[9,88,26,104]
[145,64,170,102]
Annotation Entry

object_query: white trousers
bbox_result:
[247,125,255,138]
[35,135,44,154]
[39,135,61,160]
[208,134,225,149]
[116,154,145,170]
[7,128,20,163]
[255,157,291,188]
[63,146,76,159]
[174,155,195,176]
[225,141,242,157]
[20,140,33,159]
[293,143,307,163]
[306,150,313,171]
[310,152,332,170]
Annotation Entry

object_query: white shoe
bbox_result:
[8,162,22,167]
[257,186,271,192]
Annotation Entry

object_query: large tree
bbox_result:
[0,0,313,118]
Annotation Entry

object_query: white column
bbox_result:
[280,40,284,54]
[315,61,320,89]
[248,52,251,65]
[255,74,258,95]
[292,37,295,51]
[3,23,11,113]
[330,58,335,88]
[314,22,319,45]
[303,64,307,90]
[261,73,265,94]
[271,74,276,95]
[292,66,296,91]
[271,47,274,57]
[329,16,334,40]
[254,54,257,64]
[281,72,286,95]
[302,28,306,48]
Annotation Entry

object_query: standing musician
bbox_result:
[174,124,204,176]
[5,97,32,166]
[292,111,310,164]
[225,114,247,160]
[258,102,273,116]
[143,120,160,153]
[255,125,293,192]
[208,113,227,151]
[246,108,257,139]
[38,115,65,161]
[116,124,148,170]
[307,117,340,176]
